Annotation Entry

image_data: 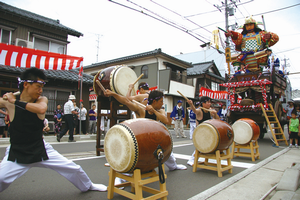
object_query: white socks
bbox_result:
[89,183,107,192]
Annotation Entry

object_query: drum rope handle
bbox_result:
[153,145,165,184]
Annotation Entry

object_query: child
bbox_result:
[289,110,300,148]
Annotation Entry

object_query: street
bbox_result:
[0,128,289,200]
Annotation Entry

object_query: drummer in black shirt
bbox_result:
[186,96,219,166]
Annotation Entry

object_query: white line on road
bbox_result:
[173,153,255,169]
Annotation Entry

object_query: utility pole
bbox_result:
[96,34,103,63]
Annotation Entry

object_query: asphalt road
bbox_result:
[0,128,289,200]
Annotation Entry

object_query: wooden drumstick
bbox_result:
[96,80,106,94]
[132,73,144,86]
[177,90,189,101]
[132,99,146,109]
[177,90,214,113]
[3,91,21,100]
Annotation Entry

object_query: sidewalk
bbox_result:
[189,147,300,200]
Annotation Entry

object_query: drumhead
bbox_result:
[110,66,138,96]
[104,124,138,172]
[193,123,219,153]
[232,120,252,144]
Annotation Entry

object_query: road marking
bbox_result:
[173,153,255,169]
[71,155,105,161]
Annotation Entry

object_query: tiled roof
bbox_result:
[0,65,93,84]
[187,62,213,75]
[84,48,193,69]
[0,2,83,37]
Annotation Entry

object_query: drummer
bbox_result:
[126,82,150,106]
[186,96,219,166]
[104,89,187,171]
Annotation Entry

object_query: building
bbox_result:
[84,48,195,124]
[0,2,93,132]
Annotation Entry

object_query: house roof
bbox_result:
[187,61,222,77]
[0,65,93,84]
[0,2,83,37]
[84,48,193,69]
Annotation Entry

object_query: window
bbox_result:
[211,82,219,91]
[141,65,148,78]
[33,35,66,54]
[43,89,71,115]
[0,29,11,44]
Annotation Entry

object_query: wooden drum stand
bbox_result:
[107,165,168,200]
[193,149,233,178]
[231,140,260,162]
[96,96,131,156]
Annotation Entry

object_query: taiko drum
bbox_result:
[104,118,172,173]
[93,65,138,97]
[193,119,234,154]
[232,118,260,144]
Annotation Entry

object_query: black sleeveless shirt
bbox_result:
[196,111,211,124]
[145,110,157,121]
[8,96,48,164]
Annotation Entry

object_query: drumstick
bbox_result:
[177,90,189,101]
[96,80,106,94]
[177,90,214,113]
[132,99,146,109]
[3,91,21,100]
[132,73,144,86]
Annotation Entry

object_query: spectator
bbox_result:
[57,95,78,142]
[217,104,227,121]
[54,104,63,136]
[189,102,199,140]
[78,102,87,135]
[4,113,10,138]
[88,104,97,134]
[170,100,187,138]
[289,110,299,148]
[43,118,50,134]
[73,101,79,134]
[0,108,7,138]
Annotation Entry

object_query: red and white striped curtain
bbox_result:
[0,43,83,70]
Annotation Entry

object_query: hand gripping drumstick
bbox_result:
[3,91,21,100]
[96,80,106,94]
[177,90,214,112]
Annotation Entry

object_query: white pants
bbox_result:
[164,152,178,171]
[189,122,196,140]
[100,117,110,132]
[0,141,92,192]
[174,120,185,137]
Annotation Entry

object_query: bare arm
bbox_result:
[146,105,169,124]
[105,89,144,116]
[126,83,134,100]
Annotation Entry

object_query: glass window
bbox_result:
[141,65,148,78]
[35,38,49,51]
[50,42,65,54]
[211,82,219,91]
[0,29,10,44]
[43,89,71,115]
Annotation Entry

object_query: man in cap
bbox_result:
[57,94,78,142]
[170,100,187,138]
[225,16,279,71]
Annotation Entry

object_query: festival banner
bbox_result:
[199,87,228,99]
[0,43,83,70]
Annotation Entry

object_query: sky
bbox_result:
[2,0,300,89]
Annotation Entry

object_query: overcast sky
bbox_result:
[3,0,300,90]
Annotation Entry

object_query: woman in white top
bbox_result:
[78,102,87,135]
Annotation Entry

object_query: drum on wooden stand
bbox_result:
[93,65,138,96]
[232,118,260,144]
[104,118,173,173]
[193,119,234,154]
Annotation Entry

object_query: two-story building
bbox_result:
[84,48,196,124]
[0,2,93,131]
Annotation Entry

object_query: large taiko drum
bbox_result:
[104,118,172,173]
[232,118,260,144]
[193,119,234,154]
[93,65,138,96]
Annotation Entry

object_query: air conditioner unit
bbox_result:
[15,38,34,49]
